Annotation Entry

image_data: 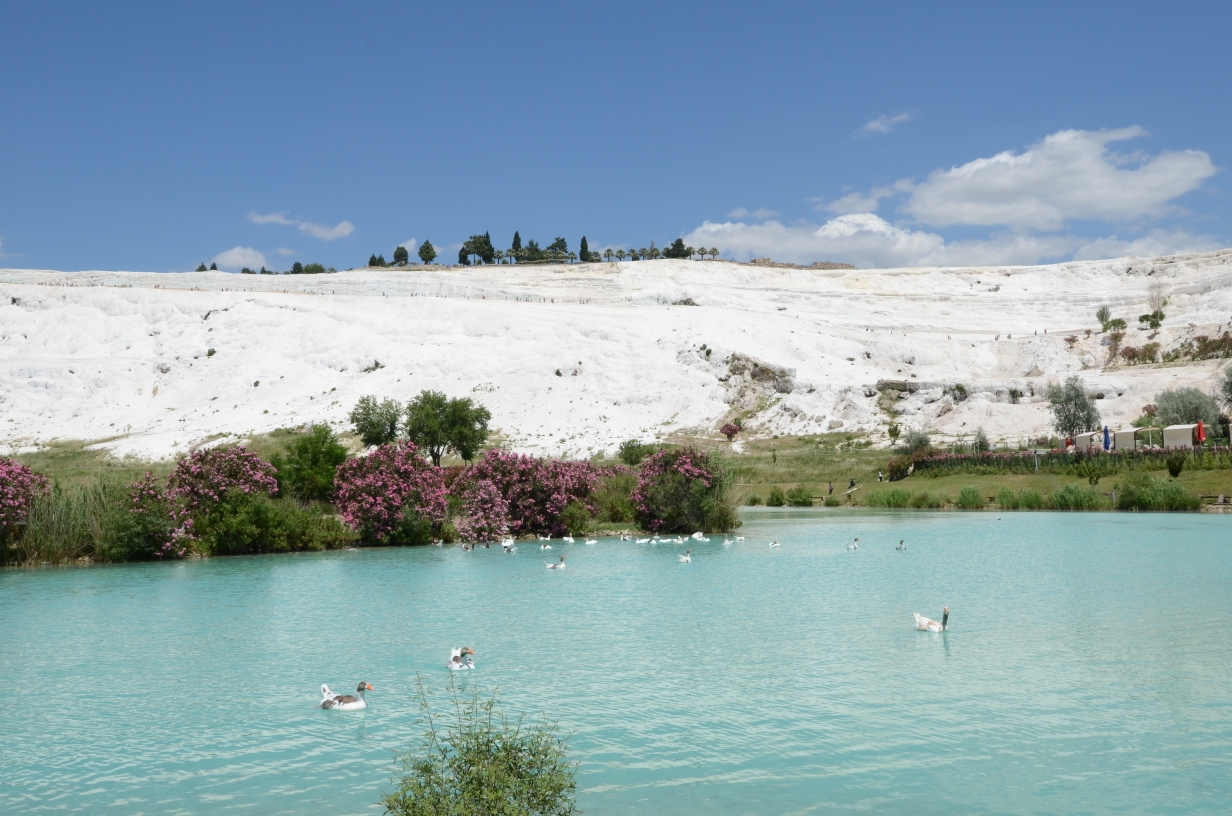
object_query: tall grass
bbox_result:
[1115,474,1201,511]
[1047,483,1106,511]
[955,486,984,509]
[3,477,129,565]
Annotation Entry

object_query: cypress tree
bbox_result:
[209,262,217,270]
[579,236,590,263]
[511,231,522,252]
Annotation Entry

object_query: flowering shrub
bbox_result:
[0,457,50,543]
[462,449,602,536]
[125,472,184,558]
[889,446,1232,479]
[167,446,279,515]
[720,423,740,441]
[454,479,509,542]
[334,441,448,544]
[631,446,737,533]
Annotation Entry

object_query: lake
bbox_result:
[2,509,1230,814]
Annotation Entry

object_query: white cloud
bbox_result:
[211,246,268,272]
[684,214,1221,269]
[727,207,779,219]
[275,247,296,256]
[813,182,910,215]
[247,211,356,241]
[398,238,418,251]
[858,112,912,135]
[902,127,1218,230]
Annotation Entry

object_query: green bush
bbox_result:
[766,486,786,507]
[824,496,841,507]
[868,489,911,508]
[909,491,943,508]
[785,486,813,506]
[617,439,658,466]
[1048,483,1104,511]
[746,494,763,506]
[1018,489,1044,510]
[996,487,1019,509]
[955,486,984,509]
[197,490,354,555]
[593,472,635,523]
[1166,451,1186,478]
[383,677,577,816]
[1115,473,1200,511]
[272,424,349,502]
[559,501,593,536]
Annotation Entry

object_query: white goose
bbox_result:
[585,538,598,546]
[679,548,692,563]
[734,536,745,541]
[722,536,733,545]
[636,538,650,544]
[432,539,444,547]
[896,539,906,551]
[848,537,859,550]
[914,608,949,632]
[768,540,781,548]
[540,542,552,550]
[538,535,552,541]
[447,647,477,670]
[547,554,567,570]
[562,535,575,544]
[503,541,517,553]
[320,682,373,711]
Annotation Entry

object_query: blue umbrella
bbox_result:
[1103,425,1111,451]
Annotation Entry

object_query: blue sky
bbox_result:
[1,1,1229,271]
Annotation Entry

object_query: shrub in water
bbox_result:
[1049,483,1104,511]
[167,446,280,550]
[0,457,50,548]
[746,494,763,506]
[766,486,786,507]
[909,492,943,508]
[955,486,984,509]
[334,441,448,545]
[106,472,180,559]
[197,490,354,555]
[996,487,1020,509]
[592,471,636,523]
[631,446,738,533]
[559,501,593,536]
[462,449,602,537]
[452,479,510,543]
[382,677,578,816]
[785,486,814,506]
[272,424,348,502]
[824,496,841,507]
[1115,473,1200,511]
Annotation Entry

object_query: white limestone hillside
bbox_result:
[2,251,1231,461]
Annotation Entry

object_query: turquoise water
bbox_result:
[2,510,1231,815]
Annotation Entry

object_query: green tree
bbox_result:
[663,238,689,258]
[382,676,578,816]
[1046,375,1101,437]
[972,426,990,453]
[603,248,614,262]
[349,396,403,447]
[511,231,522,252]
[271,424,349,501]
[547,237,569,259]
[393,245,410,266]
[1095,305,1111,331]
[418,240,437,264]
[196,263,208,271]
[404,391,492,466]
[291,262,304,274]
[209,262,217,270]
[1220,366,1232,411]
[457,246,470,266]
[1138,309,1166,333]
[579,236,590,263]
[1154,386,1221,427]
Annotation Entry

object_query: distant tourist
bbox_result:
[877,470,884,482]
[848,477,856,490]
[828,482,834,495]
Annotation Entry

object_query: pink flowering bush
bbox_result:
[167,446,280,515]
[720,423,740,441]
[334,441,448,544]
[454,479,509,542]
[632,446,737,533]
[0,457,50,545]
[462,449,602,536]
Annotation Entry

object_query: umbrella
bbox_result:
[1197,420,1206,443]
[1103,425,1111,450]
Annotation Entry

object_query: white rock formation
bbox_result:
[2,249,1230,459]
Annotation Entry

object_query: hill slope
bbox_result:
[2,251,1231,459]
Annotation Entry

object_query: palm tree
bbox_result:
[686,246,696,259]
[615,249,627,261]
[709,247,720,260]
[603,248,614,262]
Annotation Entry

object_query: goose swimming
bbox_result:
[547,554,567,570]
[636,538,650,544]
[679,548,692,563]
[320,682,373,710]
[585,538,598,546]
[447,647,477,670]
[540,542,552,550]
[914,608,949,632]
[769,540,781,548]
[848,537,859,550]
[432,539,444,547]
[503,541,517,553]
[538,535,552,541]
[896,539,906,551]
[562,535,575,544]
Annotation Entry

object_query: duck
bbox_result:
[636,538,650,544]
[914,608,949,632]
[620,534,632,541]
[432,539,444,547]
[896,539,906,551]
[562,535,575,543]
[320,682,373,710]
[734,536,745,541]
[585,538,598,546]
[679,548,692,563]
[722,536,732,545]
[540,542,552,550]
[690,531,705,540]
[503,541,517,553]
[447,647,477,670]
[538,535,552,541]
[547,554,567,570]
[848,537,859,550]
[769,540,781,548]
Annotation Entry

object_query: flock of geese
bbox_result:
[320,531,948,710]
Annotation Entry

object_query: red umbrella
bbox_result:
[1196,420,1206,443]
